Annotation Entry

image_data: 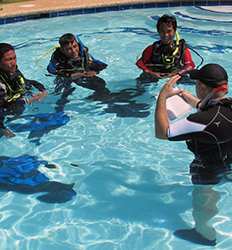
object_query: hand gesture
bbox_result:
[159,75,182,98]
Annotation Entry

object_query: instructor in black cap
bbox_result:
[155,63,231,175]
[155,63,232,245]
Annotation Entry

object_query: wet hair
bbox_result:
[156,15,177,32]
[0,43,14,61]
[59,33,77,47]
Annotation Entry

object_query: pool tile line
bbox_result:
[0,0,232,25]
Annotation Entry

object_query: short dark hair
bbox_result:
[156,15,177,32]
[0,43,14,61]
[59,33,77,47]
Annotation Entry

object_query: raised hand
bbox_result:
[159,75,182,98]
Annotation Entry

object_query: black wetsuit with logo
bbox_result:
[168,98,232,184]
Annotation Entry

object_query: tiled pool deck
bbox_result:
[0,0,176,17]
[0,0,231,21]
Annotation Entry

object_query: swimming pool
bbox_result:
[0,5,232,250]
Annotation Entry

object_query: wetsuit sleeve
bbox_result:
[81,47,107,73]
[0,111,5,128]
[0,79,8,106]
[136,45,154,73]
[168,109,211,141]
[47,53,58,75]
[168,117,206,141]
[26,79,46,91]
[178,48,195,75]
[0,80,7,128]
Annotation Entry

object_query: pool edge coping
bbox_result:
[0,0,232,25]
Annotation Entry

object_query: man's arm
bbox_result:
[47,51,75,76]
[0,81,7,106]
[136,45,162,78]
[180,90,200,108]
[28,80,46,92]
[47,53,58,75]
[155,93,169,139]
[25,79,47,104]
[70,48,97,79]
[0,81,16,137]
[155,75,182,139]
[178,47,195,76]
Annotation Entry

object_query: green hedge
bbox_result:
[0,0,29,3]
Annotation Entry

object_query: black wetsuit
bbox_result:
[47,47,109,112]
[47,47,107,76]
[168,98,232,184]
[0,69,46,130]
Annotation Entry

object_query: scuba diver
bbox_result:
[0,43,47,138]
[47,33,109,98]
[47,34,150,118]
[136,14,195,83]
[47,33,107,77]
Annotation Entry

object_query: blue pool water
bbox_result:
[0,5,232,250]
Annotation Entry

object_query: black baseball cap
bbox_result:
[189,64,228,87]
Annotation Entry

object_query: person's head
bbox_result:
[189,64,228,99]
[156,15,177,45]
[59,33,80,59]
[0,43,17,74]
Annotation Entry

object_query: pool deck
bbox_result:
[0,0,173,17]
[0,0,232,18]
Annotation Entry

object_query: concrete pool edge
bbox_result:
[0,0,232,25]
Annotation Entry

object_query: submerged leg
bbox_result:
[74,76,110,99]
[192,186,219,241]
[174,185,219,246]
[0,100,25,138]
